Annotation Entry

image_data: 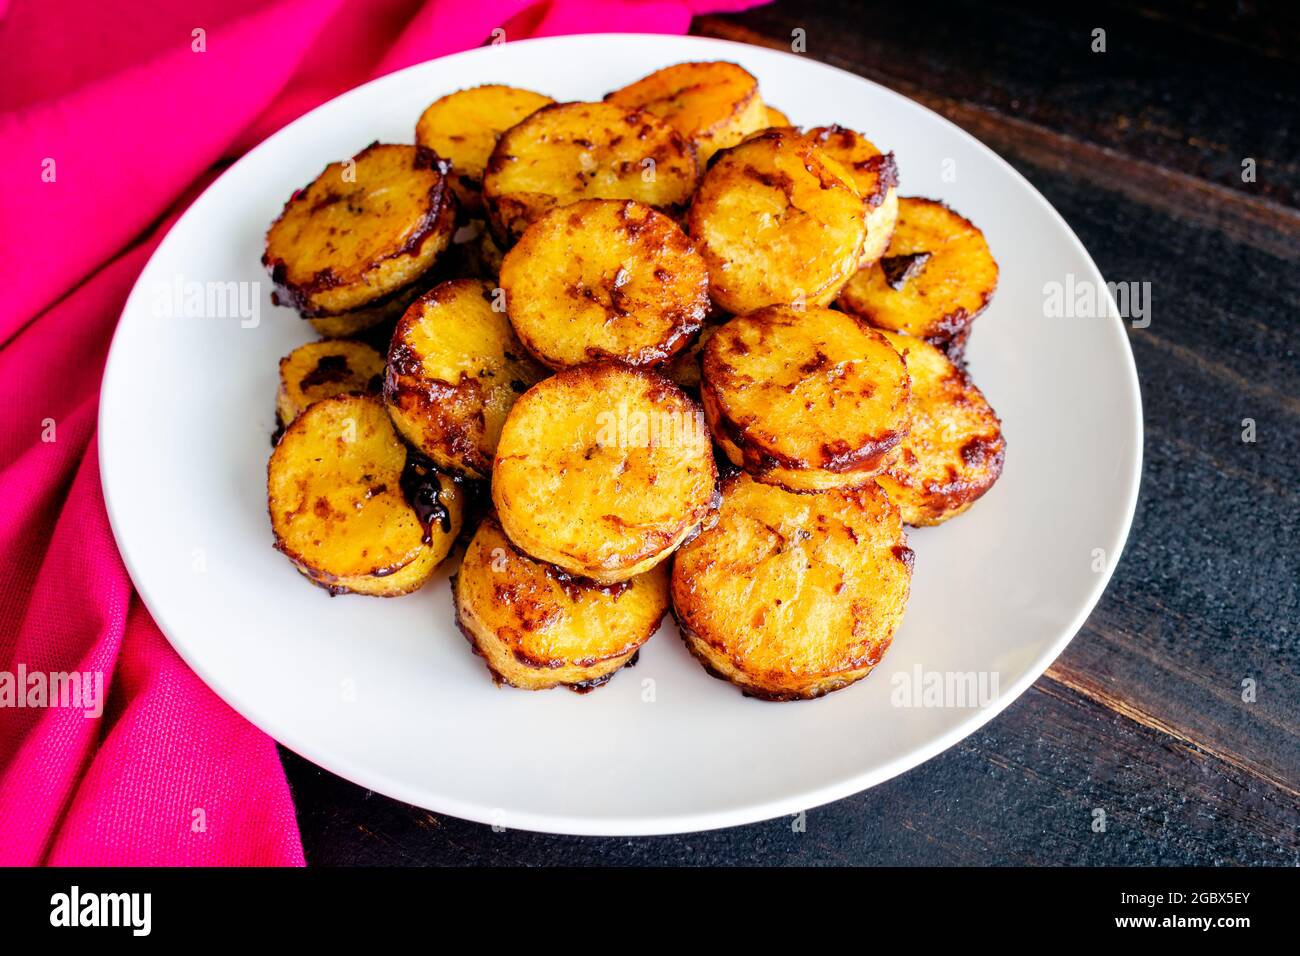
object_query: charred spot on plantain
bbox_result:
[566,672,617,694]
[617,200,651,238]
[298,354,353,391]
[960,433,1005,471]
[742,164,795,195]
[309,192,345,214]
[807,125,856,151]
[891,544,916,571]
[544,564,634,602]
[858,153,899,205]
[881,252,932,290]
[799,350,830,374]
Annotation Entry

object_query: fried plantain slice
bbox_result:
[453,515,669,692]
[672,472,912,700]
[264,143,456,316]
[701,305,911,492]
[385,278,546,480]
[838,196,998,361]
[482,101,697,246]
[805,125,899,268]
[276,340,385,425]
[499,199,709,369]
[492,362,717,583]
[874,331,1005,525]
[688,127,866,314]
[267,394,463,596]
[605,61,767,165]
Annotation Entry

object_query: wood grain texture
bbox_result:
[284,0,1300,865]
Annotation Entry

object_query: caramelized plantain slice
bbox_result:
[805,125,899,268]
[875,331,1005,525]
[701,305,911,492]
[415,84,555,215]
[688,128,866,314]
[605,61,767,164]
[454,515,668,692]
[267,394,463,596]
[838,196,998,361]
[276,340,385,425]
[672,471,912,700]
[492,361,717,583]
[482,101,697,246]
[385,278,546,480]
[500,199,709,369]
[264,143,456,317]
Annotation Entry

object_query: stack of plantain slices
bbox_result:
[259,62,1005,700]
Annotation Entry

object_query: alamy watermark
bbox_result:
[151,273,261,328]
[0,665,103,718]
[1043,274,1150,329]
[594,401,701,449]
[50,886,150,936]
[890,665,1000,709]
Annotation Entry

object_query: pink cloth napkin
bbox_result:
[0,0,762,866]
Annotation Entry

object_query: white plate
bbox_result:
[99,33,1142,836]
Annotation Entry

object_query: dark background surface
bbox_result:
[281,0,1300,865]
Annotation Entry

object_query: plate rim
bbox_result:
[98,32,1145,836]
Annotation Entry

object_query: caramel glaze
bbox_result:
[543,564,634,601]
[399,451,452,544]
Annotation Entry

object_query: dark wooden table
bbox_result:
[282,0,1300,865]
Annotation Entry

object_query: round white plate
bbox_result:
[100,33,1142,836]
